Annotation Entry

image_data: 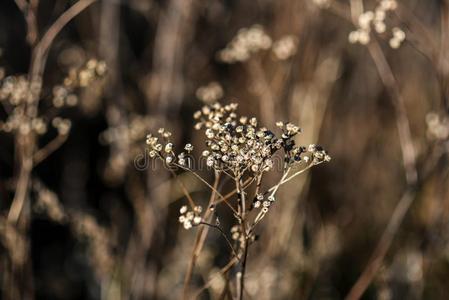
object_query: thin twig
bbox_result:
[174,164,227,200]
[7,144,33,223]
[212,177,253,206]
[199,222,240,260]
[343,18,419,300]
[173,163,239,215]
[274,163,315,187]
[236,175,248,300]
[367,40,417,185]
[183,173,221,300]
[33,134,68,166]
[30,0,97,82]
[345,188,416,300]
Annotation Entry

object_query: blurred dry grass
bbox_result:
[1,0,449,299]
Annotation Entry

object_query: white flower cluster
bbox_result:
[0,59,106,137]
[230,225,245,244]
[73,59,107,88]
[146,128,194,167]
[218,25,272,63]
[0,75,39,106]
[147,103,330,176]
[178,205,202,230]
[252,193,276,213]
[196,81,224,104]
[426,112,449,141]
[306,144,331,164]
[146,102,331,231]
[101,115,152,146]
[52,117,72,135]
[272,35,298,60]
[194,103,281,174]
[218,25,300,63]
[52,59,107,108]
[0,111,46,135]
[348,0,404,48]
[389,27,406,49]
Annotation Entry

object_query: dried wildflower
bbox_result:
[196,82,224,103]
[272,35,298,60]
[426,112,449,141]
[146,101,330,298]
[389,27,406,49]
[179,205,203,230]
[52,117,72,135]
[230,225,244,243]
[52,59,106,108]
[0,59,106,139]
[343,0,404,48]
[34,182,66,222]
[165,156,174,164]
[218,25,272,63]
[165,143,174,153]
[147,102,329,219]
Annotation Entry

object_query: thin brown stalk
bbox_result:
[33,134,68,166]
[174,163,239,214]
[236,176,248,300]
[213,177,253,206]
[199,222,240,260]
[345,40,418,300]
[174,164,230,203]
[238,242,249,300]
[7,144,33,223]
[396,3,439,62]
[193,257,239,299]
[30,0,97,83]
[368,41,417,185]
[183,173,221,300]
[345,189,416,300]
[349,0,363,23]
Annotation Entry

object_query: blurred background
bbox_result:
[1,0,449,299]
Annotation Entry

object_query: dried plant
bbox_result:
[1,0,449,299]
[0,1,103,299]
[146,102,330,299]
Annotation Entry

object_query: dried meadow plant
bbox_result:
[146,102,330,299]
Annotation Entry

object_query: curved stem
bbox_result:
[199,222,240,260]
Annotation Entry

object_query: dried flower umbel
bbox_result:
[313,0,406,49]
[196,81,224,104]
[217,24,299,63]
[146,102,330,299]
